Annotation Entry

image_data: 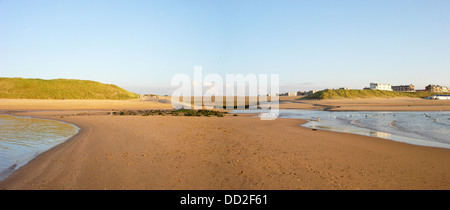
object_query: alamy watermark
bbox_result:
[171,66,279,120]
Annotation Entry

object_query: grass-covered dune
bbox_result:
[0,77,139,100]
[302,89,438,100]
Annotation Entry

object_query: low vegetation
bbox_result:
[0,77,139,99]
[109,109,226,117]
[302,89,438,100]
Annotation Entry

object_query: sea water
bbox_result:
[232,109,450,149]
[0,114,79,181]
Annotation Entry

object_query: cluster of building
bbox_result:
[366,83,449,93]
[275,82,450,99]
[278,90,319,97]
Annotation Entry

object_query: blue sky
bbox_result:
[1,0,449,94]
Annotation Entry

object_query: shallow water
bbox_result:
[0,114,79,180]
[232,109,450,149]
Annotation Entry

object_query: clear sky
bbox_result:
[1,0,449,94]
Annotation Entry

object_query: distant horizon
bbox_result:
[1,0,449,95]
[1,76,447,96]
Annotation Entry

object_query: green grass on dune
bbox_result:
[0,77,139,100]
[302,89,439,100]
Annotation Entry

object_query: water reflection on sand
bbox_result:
[232,109,450,149]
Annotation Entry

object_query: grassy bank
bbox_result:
[302,89,438,100]
[0,77,139,100]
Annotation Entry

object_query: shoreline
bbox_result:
[0,113,81,181]
[235,109,450,150]
[279,97,450,111]
[1,108,450,189]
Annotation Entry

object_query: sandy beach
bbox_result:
[3,0,450,192]
[0,99,173,110]
[279,97,450,111]
[1,98,450,190]
[3,97,449,111]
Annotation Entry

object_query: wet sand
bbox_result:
[279,97,450,111]
[1,109,449,190]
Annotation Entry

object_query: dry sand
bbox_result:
[1,108,449,190]
[2,97,449,111]
[0,99,173,110]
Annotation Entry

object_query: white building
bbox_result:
[370,83,392,91]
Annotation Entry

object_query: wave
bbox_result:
[424,113,450,127]
[390,119,449,144]
[232,110,450,149]
[430,117,450,127]
[388,120,403,131]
